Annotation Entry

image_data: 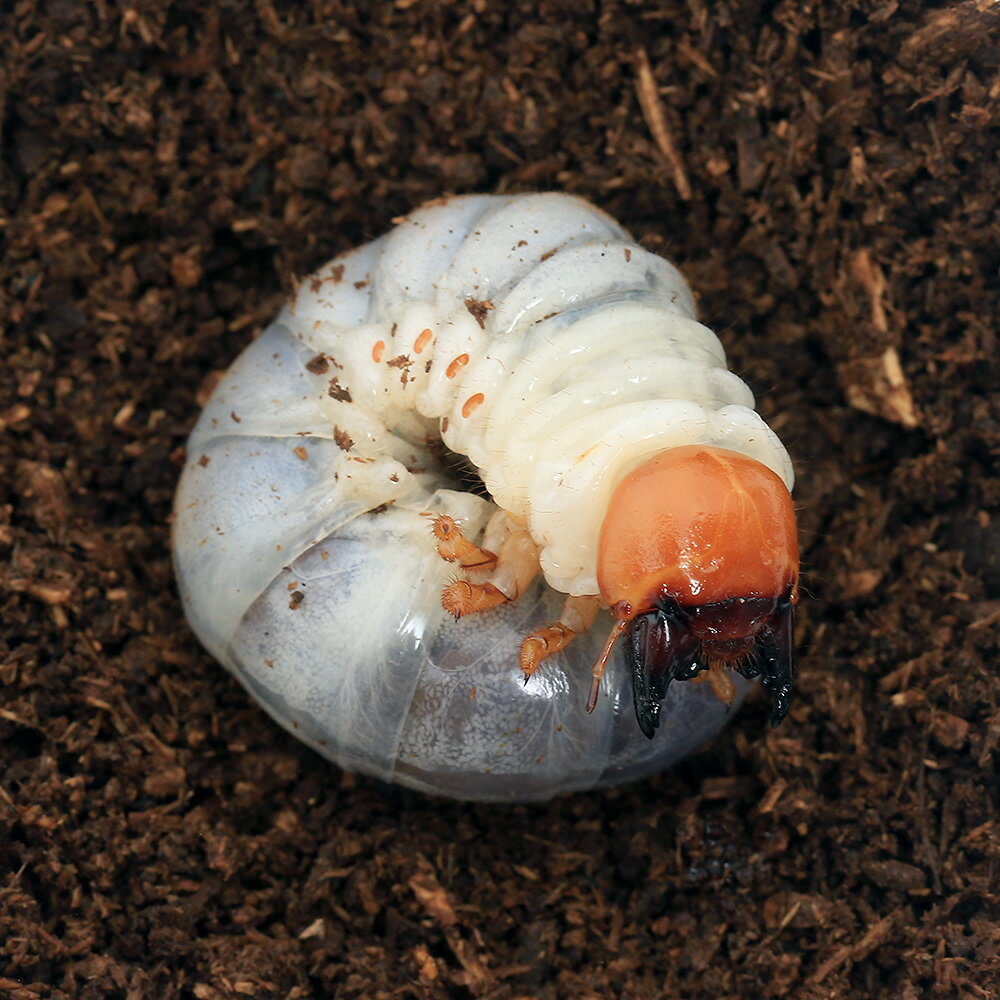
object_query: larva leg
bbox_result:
[692,663,737,706]
[440,515,540,619]
[428,514,498,572]
[519,595,602,680]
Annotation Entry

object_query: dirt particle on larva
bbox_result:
[353,277,369,289]
[197,454,210,467]
[387,354,413,385]
[414,328,433,354]
[289,590,304,610]
[308,267,350,293]
[294,445,308,460]
[624,248,632,262]
[306,354,330,374]
[424,359,432,373]
[464,298,495,329]
[539,249,557,263]
[446,353,470,378]
[462,393,485,418]
[516,239,528,247]
[230,410,241,423]
[328,377,352,402]
[333,426,354,451]
[372,340,385,362]
[441,417,449,433]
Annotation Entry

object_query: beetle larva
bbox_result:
[173,193,798,801]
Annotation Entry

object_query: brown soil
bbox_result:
[2,2,998,998]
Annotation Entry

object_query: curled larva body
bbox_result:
[173,193,795,801]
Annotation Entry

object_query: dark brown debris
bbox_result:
[327,377,352,403]
[332,427,354,452]
[305,354,330,375]
[464,298,496,329]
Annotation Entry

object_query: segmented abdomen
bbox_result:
[274,193,792,596]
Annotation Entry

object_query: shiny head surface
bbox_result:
[597,445,799,736]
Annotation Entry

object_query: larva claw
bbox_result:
[625,604,702,739]
[518,623,574,679]
[754,595,795,727]
[518,634,548,679]
[429,514,498,571]
[441,580,508,618]
[623,591,796,737]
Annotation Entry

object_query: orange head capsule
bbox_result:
[597,445,799,738]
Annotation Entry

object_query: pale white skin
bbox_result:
[173,193,794,801]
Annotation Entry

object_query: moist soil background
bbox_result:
[2,1,998,998]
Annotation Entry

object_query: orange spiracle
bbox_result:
[446,353,470,379]
[462,393,485,418]
[413,328,433,354]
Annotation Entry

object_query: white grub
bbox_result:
[173,194,793,801]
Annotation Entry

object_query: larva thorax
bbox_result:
[283,193,793,599]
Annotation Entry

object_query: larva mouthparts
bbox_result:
[173,192,798,801]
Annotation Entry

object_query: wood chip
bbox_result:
[634,47,691,200]
[838,347,919,428]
